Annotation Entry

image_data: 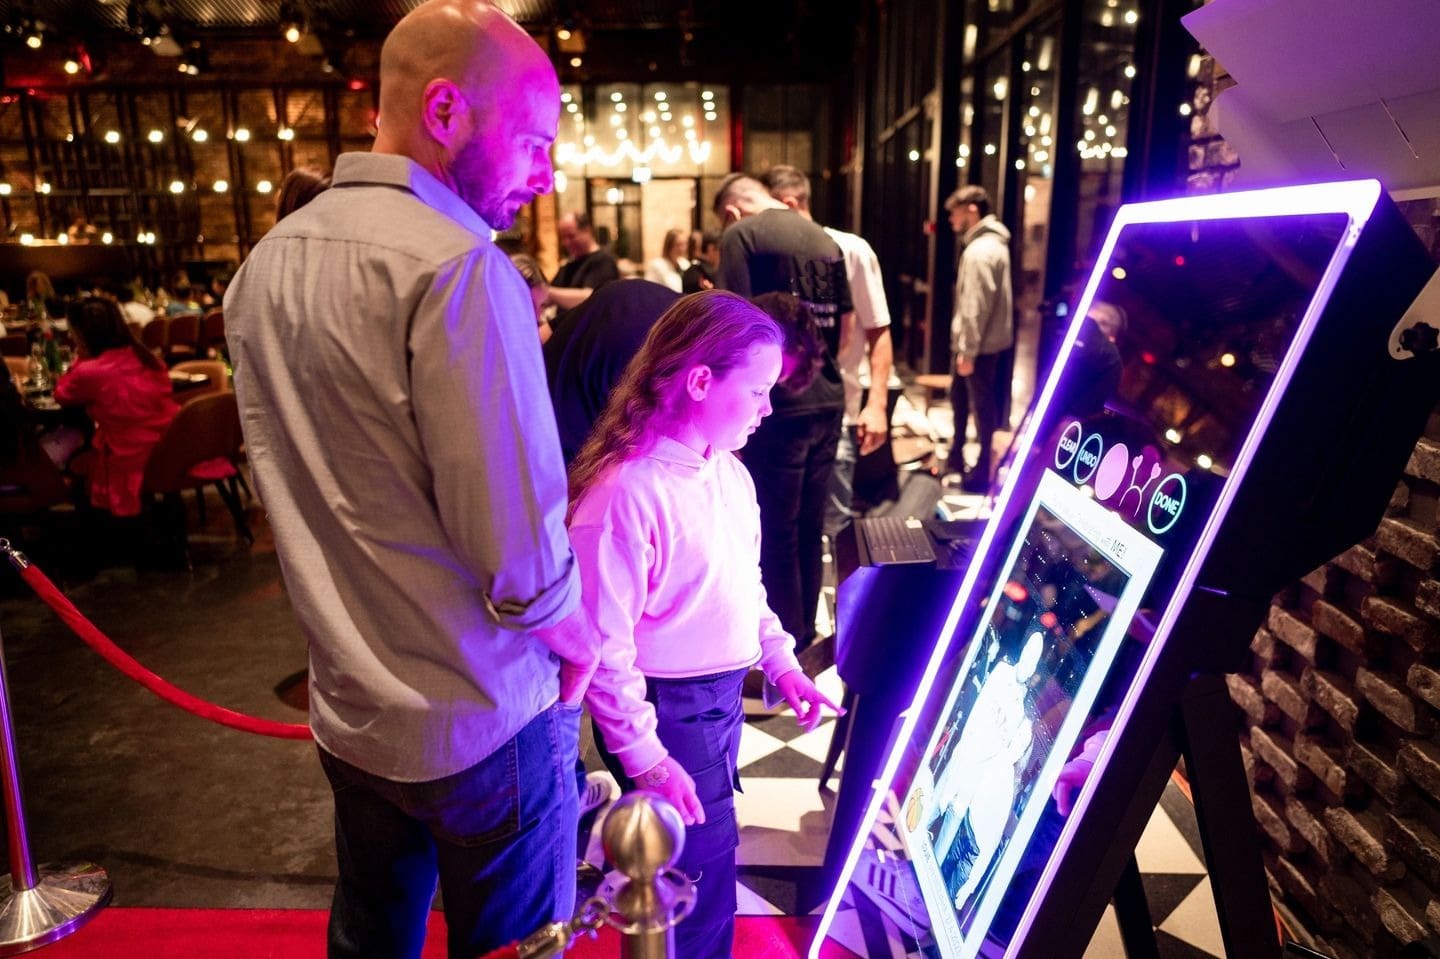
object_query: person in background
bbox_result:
[203,270,234,310]
[944,185,1013,493]
[115,285,156,328]
[166,272,201,316]
[276,166,332,222]
[681,231,721,294]
[547,211,620,313]
[642,228,689,293]
[510,253,554,344]
[25,271,61,320]
[55,296,178,517]
[569,290,840,959]
[712,172,852,669]
[762,164,894,535]
[224,2,598,955]
[66,211,98,245]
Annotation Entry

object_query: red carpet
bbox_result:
[41,908,860,958]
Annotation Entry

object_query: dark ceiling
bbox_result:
[0,0,864,84]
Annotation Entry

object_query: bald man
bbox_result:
[226,3,596,955]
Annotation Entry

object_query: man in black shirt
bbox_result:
[713,173,852,660]
[548,211,621,313]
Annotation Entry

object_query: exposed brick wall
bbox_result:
[1237,417,1440,957]
[1186,31,1440,954]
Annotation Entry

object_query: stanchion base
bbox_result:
[0,861,111,956]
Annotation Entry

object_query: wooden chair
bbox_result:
[0,433,71,516]
[143,392,252,554]
[0,334,29,358]
[139,317,169,358]
[165,313,201,364]
[200,309,226,359]
[4,357,28,389]
[169,360,229,405]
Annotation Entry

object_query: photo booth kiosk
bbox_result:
[813,179,1440,959]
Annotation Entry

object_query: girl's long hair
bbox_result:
[568,290,783,515]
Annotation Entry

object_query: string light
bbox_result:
[555,136,713,168]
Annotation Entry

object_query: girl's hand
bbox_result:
[775,668,845,732]
[635,756,706,826]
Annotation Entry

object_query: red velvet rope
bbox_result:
[16,561,313,741]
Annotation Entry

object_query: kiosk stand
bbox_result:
[811,179,1440,959]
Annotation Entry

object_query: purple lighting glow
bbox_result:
[809,178,1383,959]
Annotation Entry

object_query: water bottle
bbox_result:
[27,344,49,392]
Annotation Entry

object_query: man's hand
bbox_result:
[636,756,706,825]
[532,606,599,706]
[955,356,975,377]
[558,659,596,706]
[855,406,889,456]
[775,669,845,732]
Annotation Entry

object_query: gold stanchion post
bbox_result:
[600,792,694,959]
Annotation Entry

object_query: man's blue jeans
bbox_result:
[320,704,581,959]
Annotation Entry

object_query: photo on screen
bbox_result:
[898,471,1163,958]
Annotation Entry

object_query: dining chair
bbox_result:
[140,317,169,357]
[142,392,252,558]
[165,313,201,364]
[200,309,226,359]
[0,432,71,516]
[4,356,28,389]
[0,334,29,358]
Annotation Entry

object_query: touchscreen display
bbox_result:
[900,472,1162,958]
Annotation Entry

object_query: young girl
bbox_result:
[569,290,839,959]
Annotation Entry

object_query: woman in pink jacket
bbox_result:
[56,296,178,516]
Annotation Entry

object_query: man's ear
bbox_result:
[722,204,742,225]
[685,364,713,400]
[778,195,801,211]
[421,79,469,148]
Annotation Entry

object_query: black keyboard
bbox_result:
[858,515,935,565]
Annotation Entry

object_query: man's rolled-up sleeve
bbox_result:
[409,248,579,632]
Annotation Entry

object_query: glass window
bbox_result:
[1012,15,1062,418]
[977,55,1007,203]
[1072,0,1140,275]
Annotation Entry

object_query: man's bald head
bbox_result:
[373,0,561,228]
[378,1,550,143]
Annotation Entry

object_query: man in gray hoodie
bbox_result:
[945,185,1013,492]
